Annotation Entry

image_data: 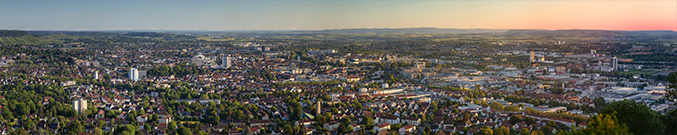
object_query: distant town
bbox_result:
[0,28,676,135]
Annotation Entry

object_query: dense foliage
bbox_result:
[599,100,664,134]
[666,72,677,101]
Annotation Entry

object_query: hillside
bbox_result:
[0,30,66,45]
[0,35,60,45]
[27,31,119,36]
[313,28,509,34]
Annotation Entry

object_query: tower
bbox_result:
[529,51,535,62]
[611,57,618,71]
[222,54,231,69]
[129,68,139,81]
[73,98,87,115]
[316,101,321,116]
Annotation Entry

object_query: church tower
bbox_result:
[316,100,321,116]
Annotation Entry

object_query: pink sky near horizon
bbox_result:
[416,1,677,31]
[489,1,677,31]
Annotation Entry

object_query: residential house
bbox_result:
[399,124,417,135]
[324,121,340,131]
[159,115,172,124]
[373,122,390,133]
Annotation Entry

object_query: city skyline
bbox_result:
[1,0,676,31]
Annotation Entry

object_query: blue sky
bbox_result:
[1,0,675,31]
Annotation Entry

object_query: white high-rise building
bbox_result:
[530,51,535,62]
[94,71,98,80]
[222,55,231,69]
[73,98,87,115]
[129,68,139,81]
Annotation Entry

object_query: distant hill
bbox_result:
[621,30,677,35]
[27,31,120,37]
[0,30,61,45]
[165,28,508,35]
[138,28,676,36]
[308,28,509,34]
[161,28,509,35]
[504,29,623,37]
[121,32,198,39]
[0,35,60,45]
[625,30,676,33]
[0,30,30,37]
[122,32,168,37]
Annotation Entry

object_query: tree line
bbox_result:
[0,30,29,37]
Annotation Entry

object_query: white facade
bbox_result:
[62,81,76,86]
[94,71,98,80]
[73,98,87,114]
[373,88,404,95]
[129,68,139,81]
[382,83,389,89]
[223,55,232,69]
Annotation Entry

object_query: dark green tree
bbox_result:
[662,109,677,134]
[593,97,606,110]
[66,121,85,134]
[559,112,630,135]
[600,100,664,134]
[337,118,353,134]
[179,126,192,135]
[352,101,363,110]
[167,121,177,131]
[479,127,493,135]
[363,116,375,129]
[666,72,677,101]
[489,102,504,111]
[2,106,13,120]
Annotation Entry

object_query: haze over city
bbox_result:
[1,0,676,31]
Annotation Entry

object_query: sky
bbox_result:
[1,0,676,31]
